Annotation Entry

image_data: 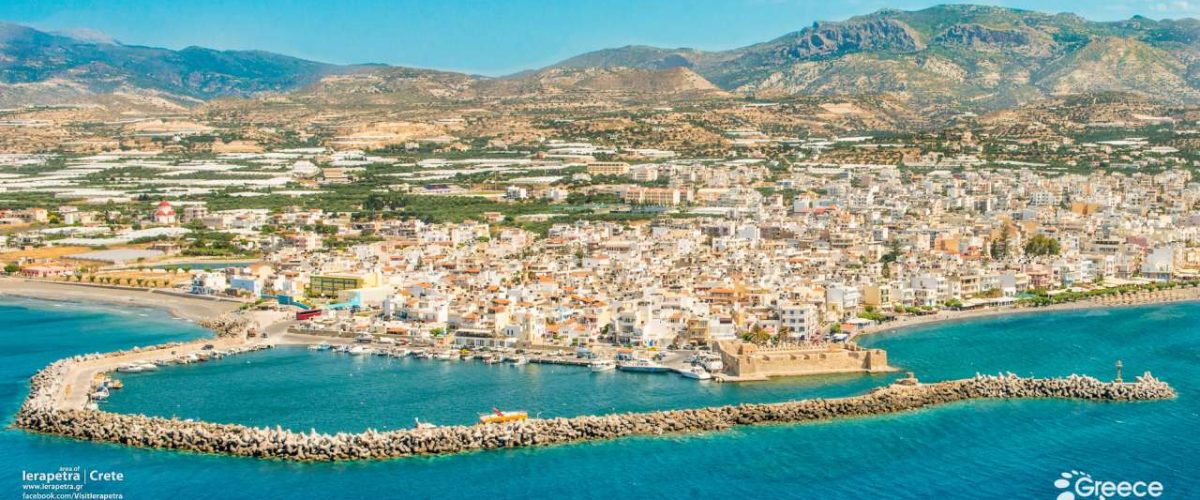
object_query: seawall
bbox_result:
[13,349,1176,461]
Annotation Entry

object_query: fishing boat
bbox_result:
[415,350,433,360]
[308,342,332,351]
[107,379,124,390]
[509,356,528,366]
[478,408,528,425]
[434,350,454,361]
[680,366,713,380]
[589,359,616,372]
[348,345,371,355]
[483,354,502,364]
[617,358,669,373]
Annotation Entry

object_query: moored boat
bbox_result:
[680,366,713,380]
[617,358,668,373]
[589,359,616,372]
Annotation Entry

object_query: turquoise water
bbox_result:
[3,298,1198,499]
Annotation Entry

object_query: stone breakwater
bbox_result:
[14,358,1175,461]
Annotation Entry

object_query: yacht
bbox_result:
[617,358,669,373]
[588,359,616,372]
[680,366,713,380]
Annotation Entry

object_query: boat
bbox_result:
[115,364,145,373]
[413,418,438,430]
[483,354,502,364]
[348,345,371,355]
[478,408,528,425]
[416,350,433,360]
[680,366,713,380]
[589,359,616,372]
[617,358,669,373]
[509,356,528,366]
[308,342,332,351]
[434,350,454,361]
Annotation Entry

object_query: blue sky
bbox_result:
[2,0,1199,75]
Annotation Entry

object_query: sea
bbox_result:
[2,296,1197,499]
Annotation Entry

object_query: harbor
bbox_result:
[9,307,1180,461]
[15,357,1176,461]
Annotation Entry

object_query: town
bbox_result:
[3,108,1199,379]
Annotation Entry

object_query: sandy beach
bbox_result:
[0,278,244,322]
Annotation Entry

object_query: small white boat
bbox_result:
[414,418,438,430]
[116,364,145,373]
[509,356,528,366]
[589,359,616,372]
[434,351,454,361]
[483,354,502,364]
[137,363,159,371]
[348,346,371,355]
[416,350,433,360]
[680,366,713,380]
[308,342,332,351]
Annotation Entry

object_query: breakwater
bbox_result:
[14,349,1176,461]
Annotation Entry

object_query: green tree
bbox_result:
[990,226,1010,259]
[1024,234,1061,256]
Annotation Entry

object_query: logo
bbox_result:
[1055,471,1164,500]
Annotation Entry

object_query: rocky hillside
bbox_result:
[0,22,341,106]
[7,5,1200,111]
[549,5,1200,108]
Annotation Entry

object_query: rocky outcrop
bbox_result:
[775,19,925,61]
[14,354,1175,462]
[198,314,254,338]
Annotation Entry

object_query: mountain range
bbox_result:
[6,4,1200,110]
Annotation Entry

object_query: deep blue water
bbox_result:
[3,298,1197,499]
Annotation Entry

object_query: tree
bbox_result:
[741,326,772,346]
[990,226,1010,259]
[3,263,19,274]
[1024,234,1061,256]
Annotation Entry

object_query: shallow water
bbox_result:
[3,297,1197,499]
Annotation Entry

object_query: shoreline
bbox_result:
[0,278,245,323]
[857,288,1200,338]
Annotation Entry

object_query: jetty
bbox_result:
[13,331,1177,461]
